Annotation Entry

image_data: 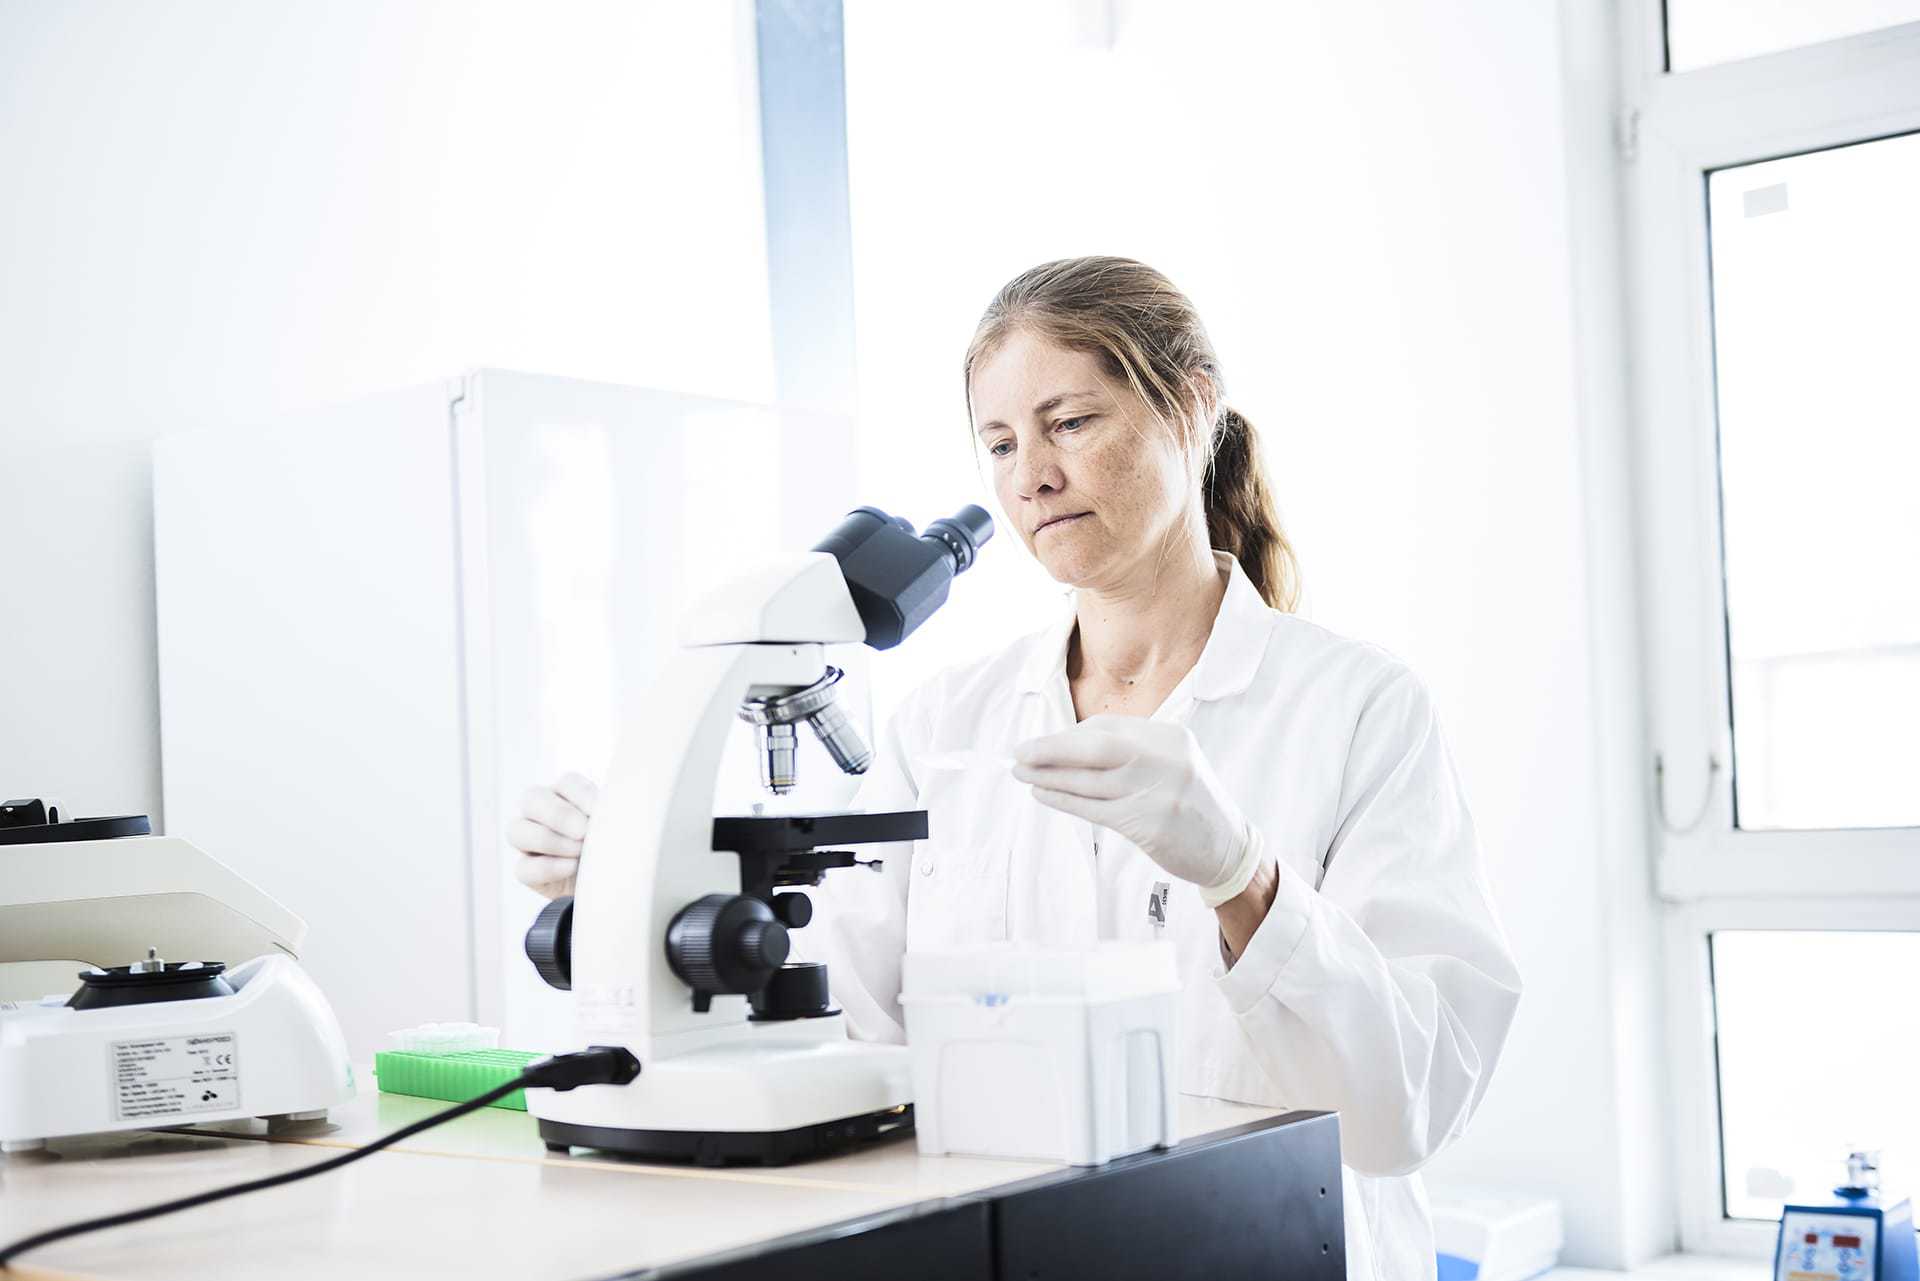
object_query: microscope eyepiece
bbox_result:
[920,504,994,574]
[813,503,997,651]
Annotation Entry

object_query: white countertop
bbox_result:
[0,1067,1283,1280]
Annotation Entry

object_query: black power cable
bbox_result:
[0,1045,640,1270]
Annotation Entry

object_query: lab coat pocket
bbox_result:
[906,767,1014,947]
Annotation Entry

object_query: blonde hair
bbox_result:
[964,255,1300,611]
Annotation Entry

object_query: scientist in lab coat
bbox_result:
[511,255,1521,1281]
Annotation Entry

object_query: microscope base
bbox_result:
[538,1102,914,1167]
[526,1022,914,1164]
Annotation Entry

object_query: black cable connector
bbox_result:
[0,1045,641,1270]
[525,1044,642,1092]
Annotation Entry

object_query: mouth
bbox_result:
[1034,512,1091,535]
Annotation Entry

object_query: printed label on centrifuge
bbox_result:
[110,1033,241,1120]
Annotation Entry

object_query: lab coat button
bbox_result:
[918,858,934,877]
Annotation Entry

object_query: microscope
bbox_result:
[522,504,992,1165]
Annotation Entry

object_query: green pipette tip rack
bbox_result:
[372,1048,545,1111]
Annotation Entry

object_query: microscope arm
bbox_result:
[678,555,865,648]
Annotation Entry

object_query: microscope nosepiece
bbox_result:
[737,666,870,795]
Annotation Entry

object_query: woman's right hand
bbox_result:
[509,772,600,900]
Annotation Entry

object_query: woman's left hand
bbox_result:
[1013,715,1262,906]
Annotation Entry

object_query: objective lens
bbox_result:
[756,722,799,795]
[805,700,872,776]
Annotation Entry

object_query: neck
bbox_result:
[1068,515,1226,690]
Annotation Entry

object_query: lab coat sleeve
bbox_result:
[1213,666,1521,1177]
[787,687,930,1046]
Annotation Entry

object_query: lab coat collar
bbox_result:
[1014,551,1273,702]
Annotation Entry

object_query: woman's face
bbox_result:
[970,328,1199,591]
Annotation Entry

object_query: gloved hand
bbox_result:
[509,772,599,900]
[1012,715,1266,907]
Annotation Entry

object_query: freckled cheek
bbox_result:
[1073,437,1130,491]
[1073,438,1160,527]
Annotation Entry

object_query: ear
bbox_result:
[1192,372,1222,427]
[1181,378,1221,463]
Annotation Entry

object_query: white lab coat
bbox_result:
[803,551,1522,1281]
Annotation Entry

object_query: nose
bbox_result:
[1011,439,1064,502]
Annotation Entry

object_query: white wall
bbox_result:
[0,0,775,822]
[842,0,1666,1265]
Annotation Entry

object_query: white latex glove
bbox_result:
[1012,715,1266,907]
[509,772,599,900]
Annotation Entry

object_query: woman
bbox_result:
[512,256,1521,1281]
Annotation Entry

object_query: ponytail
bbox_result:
[1204,408,1299,612]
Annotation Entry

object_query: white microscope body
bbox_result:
[526,506,992,1164]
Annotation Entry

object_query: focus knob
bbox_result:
[734,918,790,972]
[666,894,790,1005]
[524,897,574,991]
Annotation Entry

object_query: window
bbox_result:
[1666,1,1920,71]
[1707,132,1920,832]
[1624,0,1920,1257]
[1711,930,1920,1223]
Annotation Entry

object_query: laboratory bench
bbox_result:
[0,1067,1345,1280]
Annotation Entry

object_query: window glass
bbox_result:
[1712,931,1920,1222]
[1707,132,1920,830]
[1668,0,1920,71]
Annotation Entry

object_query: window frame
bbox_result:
[1620,1,1920,1256]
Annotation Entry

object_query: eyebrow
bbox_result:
[976,389,1101,436]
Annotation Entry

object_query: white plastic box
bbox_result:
[1430,1193,1564,1281]
[900,942,1180,1166]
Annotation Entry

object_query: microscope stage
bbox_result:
[710,810,928,854]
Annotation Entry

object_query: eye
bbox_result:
[1055,415,1092,433]
[988,438,1014,458]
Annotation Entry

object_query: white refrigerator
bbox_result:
[154,369,869,1059]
